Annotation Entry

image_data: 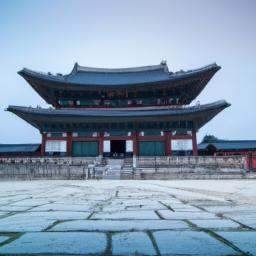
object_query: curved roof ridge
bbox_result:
[204,140,256,143]
[19,62,220,81]
[170,63,220,76]
[18,68,65,81]
[72,62,169,74]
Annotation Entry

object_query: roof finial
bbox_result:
[71,62,79,74]
[161,59,167,65]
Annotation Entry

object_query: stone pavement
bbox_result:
[0,180,256,255]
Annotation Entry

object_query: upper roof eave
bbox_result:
[18,62,221,88]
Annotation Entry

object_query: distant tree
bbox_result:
[202,134,219,143]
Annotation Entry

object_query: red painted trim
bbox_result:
[45,137,68,141]
[103,136,132,140]
[66,132,72,157]
[71,137,100,142]
[165,131,171,156]
[138,136,165,141]
[133,131,138,156]
[170,135,193,140]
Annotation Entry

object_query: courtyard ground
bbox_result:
[0,179,255,255]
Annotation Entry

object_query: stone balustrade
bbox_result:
[0,156,248,180]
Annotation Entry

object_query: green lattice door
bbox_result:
[72,141,99,157]
[138,141,165,156]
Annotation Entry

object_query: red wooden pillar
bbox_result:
[133,131,138,157]
[40,133,46,157]
[192,129,198,156]
[99,132,103,157]
[165,131,171,156]
[66,132,72,157]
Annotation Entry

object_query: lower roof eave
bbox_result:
[7,100,230,132]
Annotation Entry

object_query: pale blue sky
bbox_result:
[0,0,255,143]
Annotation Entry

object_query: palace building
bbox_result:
[7,61,230,158]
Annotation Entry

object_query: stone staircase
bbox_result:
[120,167,134,179]
[120,158,133,179]
[103,159,123,180]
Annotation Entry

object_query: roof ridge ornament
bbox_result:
[71,62,79,75]
[161,59,167,65]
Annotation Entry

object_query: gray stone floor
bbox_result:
[0,180,256,255]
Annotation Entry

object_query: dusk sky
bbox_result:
[0,0,255,143]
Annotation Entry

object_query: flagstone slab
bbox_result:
[190,219,241,229]
[224,215,256,229]
[13,210,90,219]
[0,236,9,244]
[160,202,201,212]
[217,231,256,255]
[158,210,217,220]
[112,232,156,255]
[10,199,51,207]
[0,216,55,232]
[0,205,32,212]
[92,210,159,220]
[153,230,238,255]
[235,219,256,229]
[51,219,189,231]
[103,199,165,211]
[0,232,107,254]
[29,203,93,212]
[0,211,90,232]
[0,212,8,217]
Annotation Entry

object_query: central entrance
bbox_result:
[111,140,126,157]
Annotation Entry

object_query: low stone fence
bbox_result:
[0,157,98,180]
[136,156,247,169]
[0,156,248,180]
[129,156,248,180]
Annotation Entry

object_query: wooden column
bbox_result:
[192,129,198,156]
[66,132,72,157]
[165,131,171,156]
[99,132,104,157]
[40,133,46,157]
[133,131,138,157]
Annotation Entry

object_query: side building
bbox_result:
[7,61,230,158]
[199,138,256,170]
[0,144,41,158]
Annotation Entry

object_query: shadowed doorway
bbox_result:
[111,140,126,157]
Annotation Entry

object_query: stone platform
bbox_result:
[0,180,256,255]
